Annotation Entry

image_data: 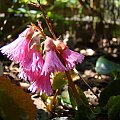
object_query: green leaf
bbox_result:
[60,90,71,107]
[52,72,68,90]
[76,85,88,106]
[41,93,48,103]
[0,76,36,120]
[18,8,27,13]
[99,80,120,107]
[95,56,120,75]
[19,0,29,3]
[68,86,77,108]
[74,86,94,120]
[8,8,14,13]
[75,104,95,120]
[107,95,120,120]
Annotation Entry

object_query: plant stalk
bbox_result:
[37,0,56,39]
[31,0,84,106]
[49,89,59,112]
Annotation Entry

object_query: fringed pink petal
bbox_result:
[18,50,44,82]
[0,28,34,63]
[28,74,52,96]
[21,47,44,72]
[61,48,84,70]
[41,49,66,76]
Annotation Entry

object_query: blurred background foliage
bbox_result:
[0,0,120,57]
[0,1,120,119]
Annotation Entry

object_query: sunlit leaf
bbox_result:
[52,72,68,90]
[59,90,71,107]
[18,8,26,13]
[8,8,14,13]
[19,0,29,3]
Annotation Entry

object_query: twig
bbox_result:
[37,0,56,39]
[30,0,56,39]
[76,70,99,99]
[30,0,83,106]
[36,0,82,105]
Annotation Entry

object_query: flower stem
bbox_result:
[36,0,81,105]
[49,89,59,112]
[31,0,82,106]
[65,71,81,104]
[37,0,56,39]
[31,22,46,39]
[30,1,56,39]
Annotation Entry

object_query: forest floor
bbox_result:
[0,44,115,120]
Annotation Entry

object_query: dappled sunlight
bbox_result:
[0,0,120,119]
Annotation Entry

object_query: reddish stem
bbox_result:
[31,0,57,39]
[30,0,81,106]
[37,0,81,105]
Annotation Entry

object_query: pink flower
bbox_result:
[28,74,52,95]
[41,49,67,75]
[23,46,43,71]
[41,36,66,75]
[18,67,28,81]
[19,68,52,95]
[53,39,84,70]
[17,43,52,95]
[61,48,84,70]
[19,44,44,81]
[0,28,34,64]
[20,68,52,95]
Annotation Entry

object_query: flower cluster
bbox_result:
[0,26,84,95]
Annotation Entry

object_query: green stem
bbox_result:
[32,0,81,107]
[65,71,81,104]
[56,50,81,104]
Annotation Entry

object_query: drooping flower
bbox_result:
[28,74,52,95]
[18,43,44,80]
[19,67,52,95]
[25,46,43,71]
[61,48,84,70]
[17,39,52,95]
[19,66,52,95]
[18,67,28,81]
[18,44,52,96]
[0,27,34,64]
[53,39,84,70]
[41,36,66,76]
